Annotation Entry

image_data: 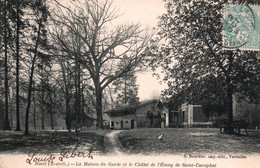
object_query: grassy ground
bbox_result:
[2,128,260,155]
[0,129,112,154]
[118,128,260,155]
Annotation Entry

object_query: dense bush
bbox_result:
[210,114,228,127]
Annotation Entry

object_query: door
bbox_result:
[174,113,178,123]
[111,121,114,129]
[121,120,123,129]
[131,120,134,129]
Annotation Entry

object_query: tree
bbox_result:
[168,74,228,107]
[74,60,81,126]
[150,0,260,133]
[112,64,139,106]
[43,78,57,130]
[58,56,73,130]
[51,0,152,128]
[56,55,88,129]
[2,0,30,132]
[15,0,22,131]
[0,0,29,131]
[2,0,11,130]
[0,0,23,131]
[37,50,52,130]
[24,0,49,135]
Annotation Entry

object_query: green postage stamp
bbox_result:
[224,4,260,50]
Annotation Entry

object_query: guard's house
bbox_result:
[105,99,168,129]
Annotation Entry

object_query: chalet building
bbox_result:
[164,94,260,128]
[179,103,212,127]
[168,102,214,127]
[105,99,168,129]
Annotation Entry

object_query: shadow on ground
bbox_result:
[0,130,113,155]
[117,128,260,155]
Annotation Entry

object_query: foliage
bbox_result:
[149,0,260,127]
[210,114,228,126]
[112,63,139,106]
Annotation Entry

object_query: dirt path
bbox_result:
[106,130,124,155]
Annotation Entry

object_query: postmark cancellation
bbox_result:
[223,4,260,51]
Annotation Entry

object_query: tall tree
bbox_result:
[51,0,152,128]
[74,60,81,126]
[15,0,21,131]
[113,69,139,106]
[1,0,25,131]
[38,53,51,130]
[3,0,11,130]
[35,53,53,130]
[43,77,56,130]
[24,0,49,135]
[150,0,260,133]
[58,57,74,130]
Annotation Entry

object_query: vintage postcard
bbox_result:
[0,0,259,168]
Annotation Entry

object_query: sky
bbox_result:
[111,0,167,100]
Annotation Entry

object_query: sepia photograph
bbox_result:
[0,0,260,168]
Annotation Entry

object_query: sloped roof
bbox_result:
[139,99,157,107]
[104,104,136,117]
[104,99,167,116]
[85,112,110,121]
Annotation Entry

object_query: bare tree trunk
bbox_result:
[24,15,42,135]
[33,84,36,130]
[15,0,21,131]
[226,77,234,134]
[226,53,234,134]
[74,61,81,127]
[65,90,71,130]
[24,54,37,135]
[9,90,13,128]
[65,82,71,130]
[75,76,78,125]
[41,104,44,129]
[77,63,81,125]
[96,84,103,128]
[81,86,85,127]
[124,75,127,104]
[41,61,45,130]
[61,61,71,130]
[50,109,54,130]
[4,0,11,131]
[49,84,54,130]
